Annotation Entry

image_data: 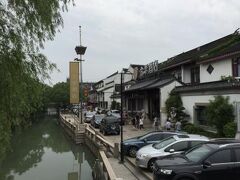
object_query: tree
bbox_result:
[47,82,70,107]
[206,96,234,136]
[165,92,188,125]
[0,0,72,162]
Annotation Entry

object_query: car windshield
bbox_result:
[185,144,212,162]
[153,137,176,149]
[87,112,95,116]
[95,115,104,121]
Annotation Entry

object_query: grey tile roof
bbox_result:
[174,80,240,93]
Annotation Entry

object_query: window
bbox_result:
[137,98,144,111]
[195,106,207,125]
[166,141,189,152]
[186,144,212,162]
[145,134,163,141]
[232,58,240,77]
[163,133,175,139]
[190,141,204,148]
[206,150,231,164]
[190,66,200,84]
[235,149,240,162]
[153,137,176,150]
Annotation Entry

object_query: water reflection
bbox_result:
[0,117,95,180]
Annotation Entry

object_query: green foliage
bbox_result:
[203,32,240,58]
[206,96,234,136]
[183,124,218,138]
[221,75,235,82]
[0,0,72,161]
[165,92,188,125]
[111,100,117,110]
[223,122,237,138]
[111,100,120,110]
[47,82,70,107]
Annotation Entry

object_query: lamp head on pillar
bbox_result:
[75,46,87,55]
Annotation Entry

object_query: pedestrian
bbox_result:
[139,117,144,130]
[135,113,140,129]
[153,116,159,131]
[165,120,171,131]
[131,115,136,127]
[175,120,182,132]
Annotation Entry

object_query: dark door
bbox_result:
[201,149,235,180]
[148,89,160,121]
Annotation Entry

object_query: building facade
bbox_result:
[124,30,240,127]
[95,70,133,110]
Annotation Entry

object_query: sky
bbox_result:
[42,0,240,85]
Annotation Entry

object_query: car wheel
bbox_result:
[128,147,138,158]
[148,158,156,171]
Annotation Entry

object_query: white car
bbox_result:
[84,111,96,123]
[136,134,209,171]
[110,110,120,118]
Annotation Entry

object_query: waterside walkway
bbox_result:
[59,112,154,180]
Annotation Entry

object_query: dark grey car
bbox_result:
[99,116,120,135]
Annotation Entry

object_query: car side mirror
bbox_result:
[169,149,175,153]
[203,161,211,169]
[143,139,147,143]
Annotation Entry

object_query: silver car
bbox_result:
[136,134,209,171]
[84,111,96,123]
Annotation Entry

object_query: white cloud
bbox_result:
[42,0,240,84]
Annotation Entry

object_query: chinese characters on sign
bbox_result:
[139,60,158,78]
[69,62,79,104]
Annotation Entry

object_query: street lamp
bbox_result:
[120,71,133,163]
[75,26,87,124]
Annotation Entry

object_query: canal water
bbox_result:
[0,116,95,180]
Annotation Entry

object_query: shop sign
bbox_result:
[139,60,158,78]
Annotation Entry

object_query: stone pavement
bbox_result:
[108,158,138,180]
[104,124,156,144]
[93,124,156,180]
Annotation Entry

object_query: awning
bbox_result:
[143,78,174,90]
[125,78,159,92]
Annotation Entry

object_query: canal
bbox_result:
[0,116,95,180]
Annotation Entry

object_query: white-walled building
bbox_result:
[162,31,240,127]
[95,69,134,110]
[124,30,240,128]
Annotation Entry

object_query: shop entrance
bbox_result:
[148,89,160,121]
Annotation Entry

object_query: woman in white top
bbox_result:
[139,118,144,130]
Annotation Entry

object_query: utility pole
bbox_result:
[75,26,87,124]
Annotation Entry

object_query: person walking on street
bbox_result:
[175,120,182,132]
[139,117,144,130]
[165,120,171,131]
[153,116,159,131]
[135,113,140,129]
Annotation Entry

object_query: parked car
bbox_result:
[136,134,209,171]
[99,116,120,135]
[84,111,96,123]
[91,114,105,128]
[123,131,182,157]
[110,110,121,118]
[153,139,240,180]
